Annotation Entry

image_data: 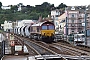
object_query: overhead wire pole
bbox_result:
[66,17,68,41]
[65,7,68,41]
[85,6,87,45]
[11,21,15,55]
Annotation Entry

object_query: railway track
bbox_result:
[13,35,40,55]
[32,41,65,54]
[57,41,90,54]
[51,42,90,56]
[15,35,73,55]
[2,33,90,60]
[14,34,90,56]
[15,35,58,55]
[15,35,68,59]
[24,40,57,55]
[75,45,90,52]
[15,35,90,59]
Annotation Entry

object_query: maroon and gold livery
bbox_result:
[30,21,55,43]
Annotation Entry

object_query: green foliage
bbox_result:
[0,2,67,25]
[11,5,18,11]
[57,3,67,9]
[0,2,2,9]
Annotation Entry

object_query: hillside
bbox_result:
[0,2,67,25]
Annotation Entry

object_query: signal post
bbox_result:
[9,33,15,55]
[9,33,24,55]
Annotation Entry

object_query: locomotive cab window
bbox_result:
[42,26,47,30]
[37,27,40,32]
[48,25,54,30]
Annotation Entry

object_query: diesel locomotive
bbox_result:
[30,21,55,42]
[14,21,55,43]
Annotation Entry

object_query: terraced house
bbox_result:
[65,6,90,35]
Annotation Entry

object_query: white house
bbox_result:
[18,5,22,11]
[1,6,11,10]
[3,20,36,32]
[4,20,13,32]
[51,9,60,19]
[51,9,61,31]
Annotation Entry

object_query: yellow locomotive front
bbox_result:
[41,22,55,42]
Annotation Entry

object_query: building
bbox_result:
[18,5,22,11]
[1,6,11,10]
[51,9,60,19]
[86,5,90,36]
[65,6,86,35]
[51,9,61,31]
[51,9,66,34]
[4,20,13,32]
[3,20,36,33]
[18,5,27,11]
[58,13,66,34]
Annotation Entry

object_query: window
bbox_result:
[72,31,74,32]
[87,22,89,26]
[71,13,77,18]
[72,20,74,23]
[79,20,81,22]
[48,25,54,30]
[56,22,58,26]
[72,14,75,17]
[60,25,61,28]
[37,27,39,32]
[42,26,47,30]
[71,24,75,26]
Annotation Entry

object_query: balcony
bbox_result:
[69,22,82,24]
[68,26,84,28]
[68,17,76,20]
[78,16,84,19]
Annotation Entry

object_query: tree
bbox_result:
[57,3,67,9]
[50,4,55,10]
[0,2,67,25]
[17,3,24,7]
[41,2,50,7]
[0,2,2,9]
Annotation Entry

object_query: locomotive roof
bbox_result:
[31,21,52,26]
[31,22,43,26]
